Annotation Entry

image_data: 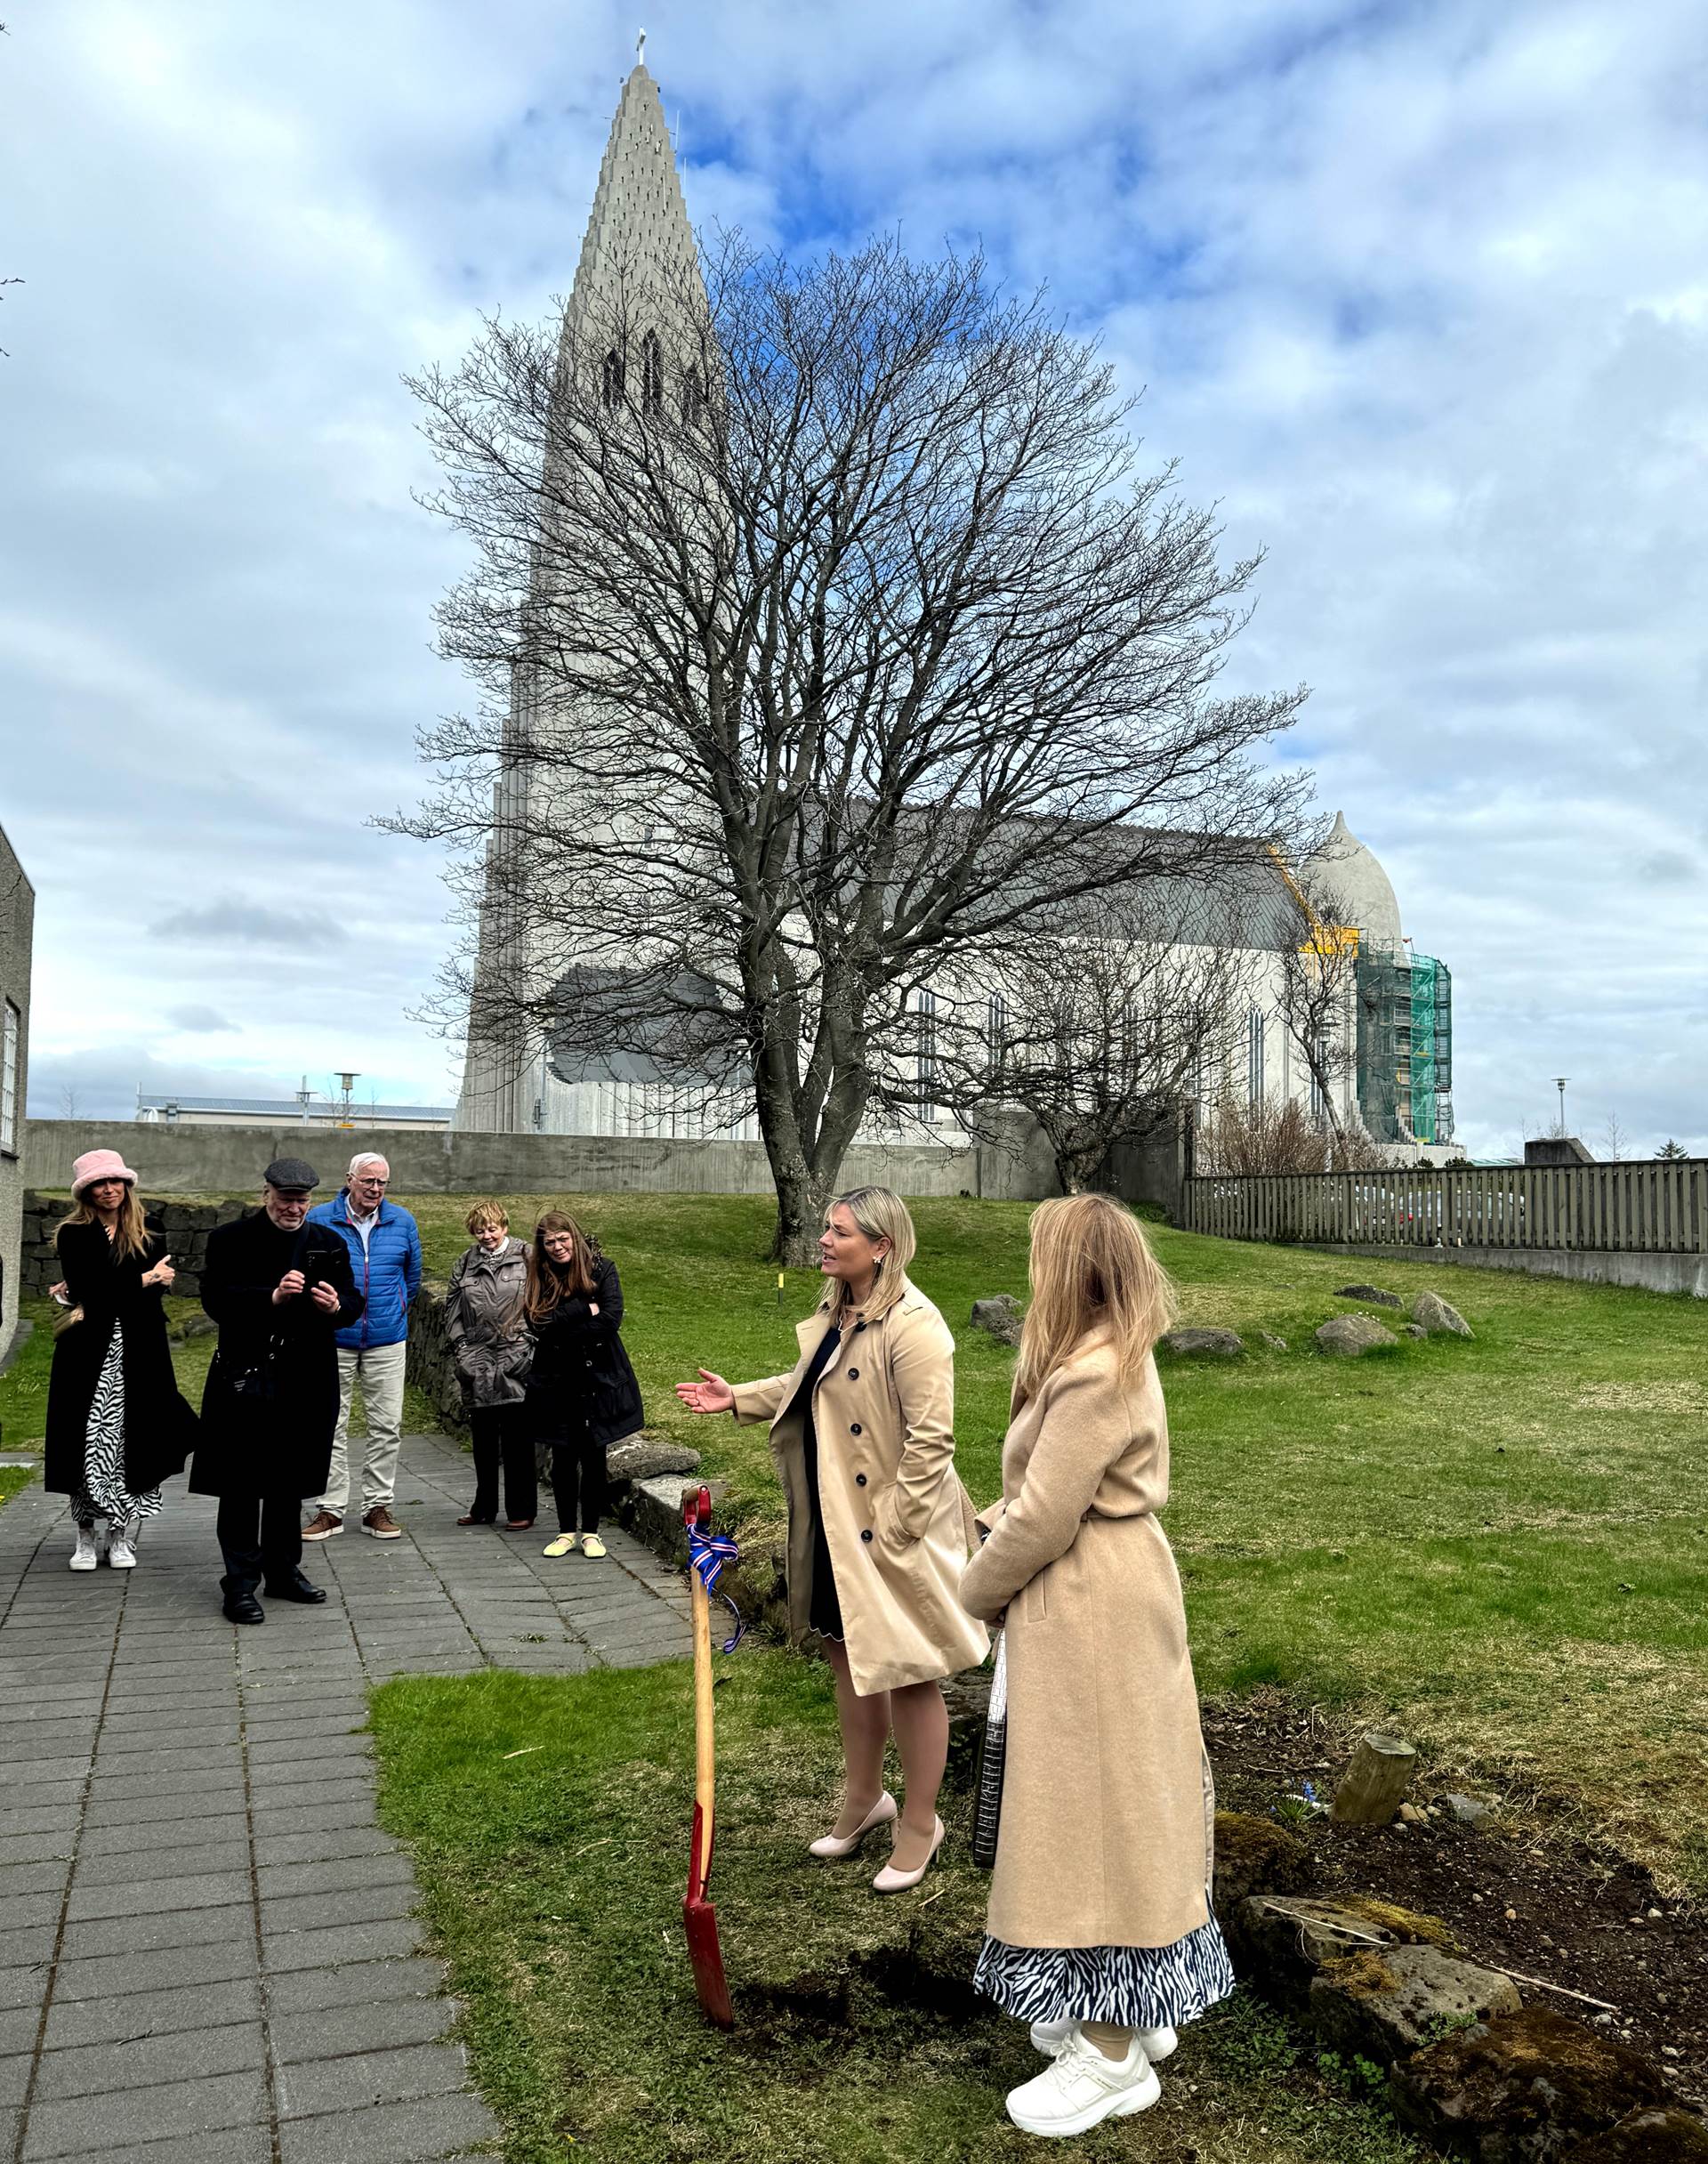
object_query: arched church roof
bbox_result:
[1301,812,1404,949]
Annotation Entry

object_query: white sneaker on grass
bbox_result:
[1028,2016,1177,2063]
[106,1520,139,1570]
[69,1527,100,1571]
[1006,2031,1161,2137]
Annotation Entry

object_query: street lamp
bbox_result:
[336,1072,359,1130]
[1552,1076,1569,1134]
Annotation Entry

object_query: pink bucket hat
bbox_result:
[70,1148,138,1195]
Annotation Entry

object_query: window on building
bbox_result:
[681,364,705,424]
[1,1000,18,1155]
[1246,1008,1266,1108]
[641,331,664,416]
[601,348,625,410]
[987,992,1007,1077]
[917,989,938,1116]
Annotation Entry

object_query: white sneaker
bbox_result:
[1028,2016,1177,2063]
[1006,2031,1161,2137]
[69,1527,100,1571]
[106,1521,138,1570]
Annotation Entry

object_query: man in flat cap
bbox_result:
[189,1159,364,1623]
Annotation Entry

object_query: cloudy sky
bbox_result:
[4,0,1705,1157]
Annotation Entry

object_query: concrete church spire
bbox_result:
[563,54,699,345]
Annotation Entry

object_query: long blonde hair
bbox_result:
[1014,1193,1176,1403]
[816,1186,916,1321]
[59,1186,152,1264]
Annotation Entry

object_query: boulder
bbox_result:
[1213,1812,1313,1909]
[1316,1315,1400,1357]
[1564,2109,1708,2161]
[1159,1327,1245,1358]
[180,1313,217,1339]
[1390,2006,1670,2162]
[1446,1792,1495,1827]
[1229,1894,1398,1997]
[1413,1290,1473,1338]
[969,1296,1023,1347]
[1311,1943,1521,2063]
[1405,1323,1429,1339]
[606,1435,702,1483]
[1337,1284,1403,1308]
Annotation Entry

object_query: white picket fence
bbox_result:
[1182,1159,1708,1254]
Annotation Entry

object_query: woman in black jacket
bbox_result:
[44,1148,197,1571]
[523,1209,642,1561]
[189,1158,363,1623]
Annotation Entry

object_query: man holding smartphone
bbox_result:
[190,1158,364,1623]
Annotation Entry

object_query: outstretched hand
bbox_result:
[675,1369,735,1415]
[308,1280,341,1313]
[141,1254,174,1290]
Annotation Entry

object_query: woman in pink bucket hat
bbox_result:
[44,1150,197,1571]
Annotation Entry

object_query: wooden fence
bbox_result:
[1181,1159,1708,1254]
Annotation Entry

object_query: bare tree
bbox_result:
[57,1084,81,1120]
[927,885,1256,1195]
[1270,868,1362,1144]
[1196,1094,1390,1175]
[396,235,1310,1260]
[1600,1110,1628,1162]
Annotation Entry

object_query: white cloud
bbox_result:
[6,0,1705,1155]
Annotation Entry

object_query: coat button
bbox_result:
[850,1423,861,1434]
[860,1528,873,1543]
[855,1473,866,1487]
[847,1368,859,1379]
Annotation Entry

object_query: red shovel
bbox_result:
[684,1484,734,2028]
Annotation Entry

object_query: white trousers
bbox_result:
[314,1341,407,1518]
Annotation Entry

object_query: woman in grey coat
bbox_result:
[445,1201,536,1528]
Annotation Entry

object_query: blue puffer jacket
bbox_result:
[306,1193,423,1351]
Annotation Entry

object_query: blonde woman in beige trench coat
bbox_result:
[958,1193,1234,2139]
[677,1187,987,1892]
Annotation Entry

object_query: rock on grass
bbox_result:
[1390,2005,1670,2159]
[1310,1943,1521,2062]
[1565,2107,1708,2160]
[1159,1327,1245,1358]
[1412,1289,1473,1337]
[1337,1284,1403,1308]
[1316,1315,1400,1356]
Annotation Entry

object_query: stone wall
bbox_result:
[404,1281,470,1433]
[21,1192,248,1303]
[0,828,34,1364]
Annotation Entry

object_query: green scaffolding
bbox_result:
[1355,948,1455,1146]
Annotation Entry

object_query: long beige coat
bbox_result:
[958,1336,1213,1951]
[731,1280,990,1697]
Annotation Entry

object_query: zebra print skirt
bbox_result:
[973,1911,1237,2031]
[72,1325,165,1530]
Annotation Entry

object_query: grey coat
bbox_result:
[445,1239,533,1409]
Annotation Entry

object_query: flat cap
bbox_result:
[262,1157,321,1192]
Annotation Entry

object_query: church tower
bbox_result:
[455,55,701,1134]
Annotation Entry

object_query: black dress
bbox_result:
[792,1325,845,1641]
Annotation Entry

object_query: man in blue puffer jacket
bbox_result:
[301,1152,422,1542]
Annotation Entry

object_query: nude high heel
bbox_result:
[872,1814,944,1894]
[809,1791,898,1859]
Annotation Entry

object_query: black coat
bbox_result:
[522,1256,644,1450]
[189,1211,363,1501]
[44,1218,198,1497]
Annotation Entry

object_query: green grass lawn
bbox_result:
[0,1465,35,1509]
[10,1187,1705,1884]
[370,1654,1421,2164]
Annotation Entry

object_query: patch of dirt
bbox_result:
[1204,1695,1708,2110]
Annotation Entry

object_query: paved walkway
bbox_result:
[0,1433,694,2164]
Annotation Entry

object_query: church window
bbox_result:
[681,364,705,424]
[986,992,1007,1076]
[1246,1008,1266,1108]
[601,347,625,410]
[916,989,938,1116]
[0,1000,17,1154]
[641,331,664,416]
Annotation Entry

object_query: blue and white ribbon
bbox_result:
[688,1522,745,1652]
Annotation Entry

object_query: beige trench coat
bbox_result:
[731,1280,990,1697]
[958,1336,1213,1951]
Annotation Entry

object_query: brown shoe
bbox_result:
[302,1510,343,1541]
[362,1506,403,1540]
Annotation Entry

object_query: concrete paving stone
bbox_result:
[262,1880,415,1931]
[241,1708,371,1742]
[106,1655,236,1682]
[83,1788,247,1833]
[0,1695,109,1724]
[251,1826,401,1871]
[246,1732,373,1768]
[68,1869,254,1925]
[257,1851,415,1902]
[0,2051,31,2105]
[20,2063,267,2159]
[0,1755,93,1788]
[0,1962,48,2014]
[262,1915,425,1973]
[0,1894,63,1933]
[89,1741,243,1782]
[60,1901,254,1962]
[32,2016,266,2100]
[42,1976,262,2053]
[73,1838,252,1890]
[0,1926,56,1973]
[50,1933,258,2004]
[249,1797,377,1842]
[277,2089,495,2164]
[246,1773,376,1817]
[99,1692,238,1723]
[264,1956,447,2018]
[77,1813,249,1860]
[0,1859,72,1900]
[96,1718,241,1756]
[6,1719,101,1755]
[0,1782,86,1815]
[22,2128,273,2164]
[85,1764,245,1808]
[270,1990,456,2069]
[0,1814,83,1852]
[277,2039,469,2119]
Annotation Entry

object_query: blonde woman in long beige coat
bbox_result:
[958,1193,1233,2138]
[678,1187,987,1891]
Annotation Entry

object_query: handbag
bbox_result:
[970,1628,1008,1869]
[231,1228,312,1401]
